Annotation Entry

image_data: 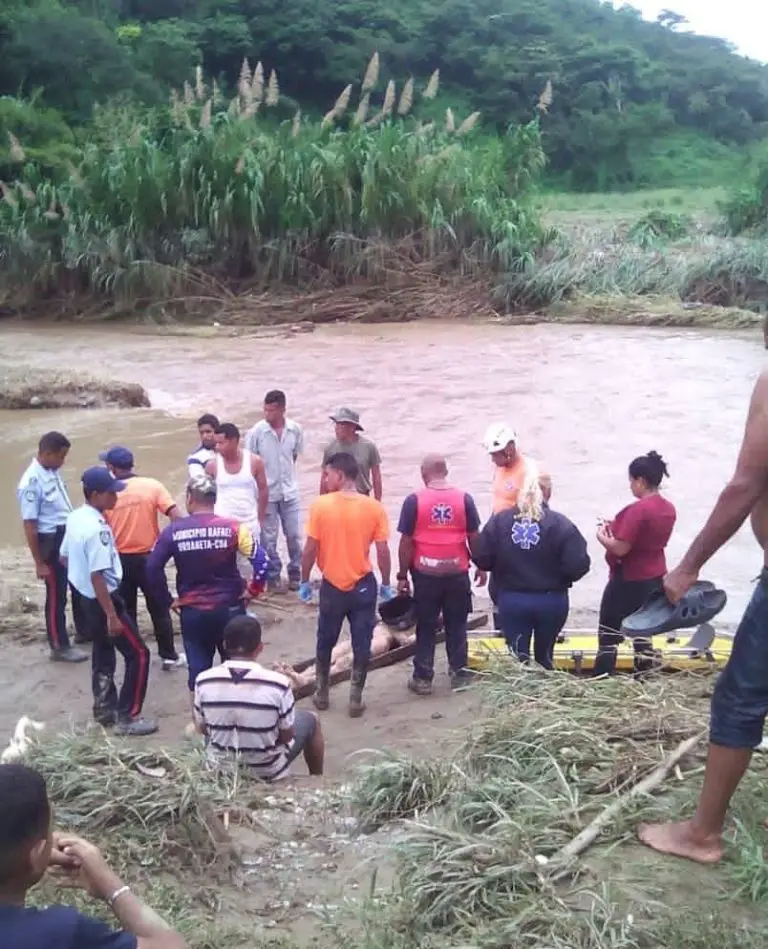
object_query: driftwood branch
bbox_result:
[553,729,707,864]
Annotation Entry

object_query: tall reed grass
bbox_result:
[0,61,548,309]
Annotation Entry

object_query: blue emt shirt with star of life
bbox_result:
[472,505,591,594]
[60,504,123,599]
[16,457,74,533]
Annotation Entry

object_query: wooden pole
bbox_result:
[552,730,706,864]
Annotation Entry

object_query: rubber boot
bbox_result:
[348,664,368,718]
[313,661,331,711]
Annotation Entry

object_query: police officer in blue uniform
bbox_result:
[61,467,157,737]
[16,431,88,662]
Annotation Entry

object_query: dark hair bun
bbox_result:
[628,451,669,487]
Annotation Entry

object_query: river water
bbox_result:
[0,321,763,624]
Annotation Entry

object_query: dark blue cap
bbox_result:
[82,466,126,494]
[98,446,134,469]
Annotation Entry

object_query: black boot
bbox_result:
[348,664,368,718]
[313,660,331,711]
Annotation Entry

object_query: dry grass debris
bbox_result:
[347,664,768,949]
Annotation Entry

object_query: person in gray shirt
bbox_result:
[246,390,304,592]
[320,408,382,500]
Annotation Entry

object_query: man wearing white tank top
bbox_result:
[205,423,268,551]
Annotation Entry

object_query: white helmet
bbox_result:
[483,423,517,454]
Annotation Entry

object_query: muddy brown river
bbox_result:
[0,321,763,624]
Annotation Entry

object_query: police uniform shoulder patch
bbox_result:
[24,489,38,502]
[99,530,111,546]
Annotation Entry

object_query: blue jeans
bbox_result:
[497,589,569,670]
[316,573,377,669]
[711,569,768,749]
[261,498,302,582]
[180,603,245,690]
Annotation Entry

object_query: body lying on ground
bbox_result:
[273,623,414,692]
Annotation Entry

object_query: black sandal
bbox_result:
[621,581,727,636]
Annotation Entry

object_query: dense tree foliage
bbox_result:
[1,0,768,188]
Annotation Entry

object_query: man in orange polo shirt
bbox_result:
[299,452,393,718]
[100,446,182,670]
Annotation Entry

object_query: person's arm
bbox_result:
[374,504,391,586]
[52,835,188,948]
[471,517,497,572]
[252,455,269,524]
[371,466,383,502]
[398,535,414,579]
[559,519,592,584]
[91,572,123,637]
[84,529,123,636]
[277,689,296,746]
[155,483,179,522]
[464,493,487,585]
[370,442,383,501]
[193,683,206,736]
[597,524,632,558]
[245,425,259,456]
[203,459,216,479]
[301,537,319,582]
[395,494,417,589]
[678,370,768,574]
[19,480,48,577]
[145,528,173,608]
[319,447,330,495]
[293,424,304,462]
[22,521,49,578]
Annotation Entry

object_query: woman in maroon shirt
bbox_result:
[593,451,676,676]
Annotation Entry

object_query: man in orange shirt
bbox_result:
[100,447,182,670]
[299,453,393,718]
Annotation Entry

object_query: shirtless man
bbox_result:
[274,623,413,692]
[639,370,768,864]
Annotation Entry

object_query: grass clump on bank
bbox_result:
[346,665,768,949]
[499,221,768,320]
[0,366,150,409]
[0,58,548,314]
[24,730,258,947]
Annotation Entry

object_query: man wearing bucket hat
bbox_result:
[320,408,382,500]
[60,467,156,736]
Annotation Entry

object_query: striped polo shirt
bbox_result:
[193,660,295,781]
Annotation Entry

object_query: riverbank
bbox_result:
[14,649,768,949]
[0,367,150,410]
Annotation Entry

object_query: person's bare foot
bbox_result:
[637,820,723,864]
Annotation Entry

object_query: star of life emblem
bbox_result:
[511,518,540,550]
[431,503,454,525]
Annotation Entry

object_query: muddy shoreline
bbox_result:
[0,367,150,410]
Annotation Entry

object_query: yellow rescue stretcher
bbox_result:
[467,624,734,674]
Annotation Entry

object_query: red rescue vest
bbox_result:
[411,486,469,574]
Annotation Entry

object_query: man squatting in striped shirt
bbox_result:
[194,613,325,781]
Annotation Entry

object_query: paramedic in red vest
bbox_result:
[396,454,481,695]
